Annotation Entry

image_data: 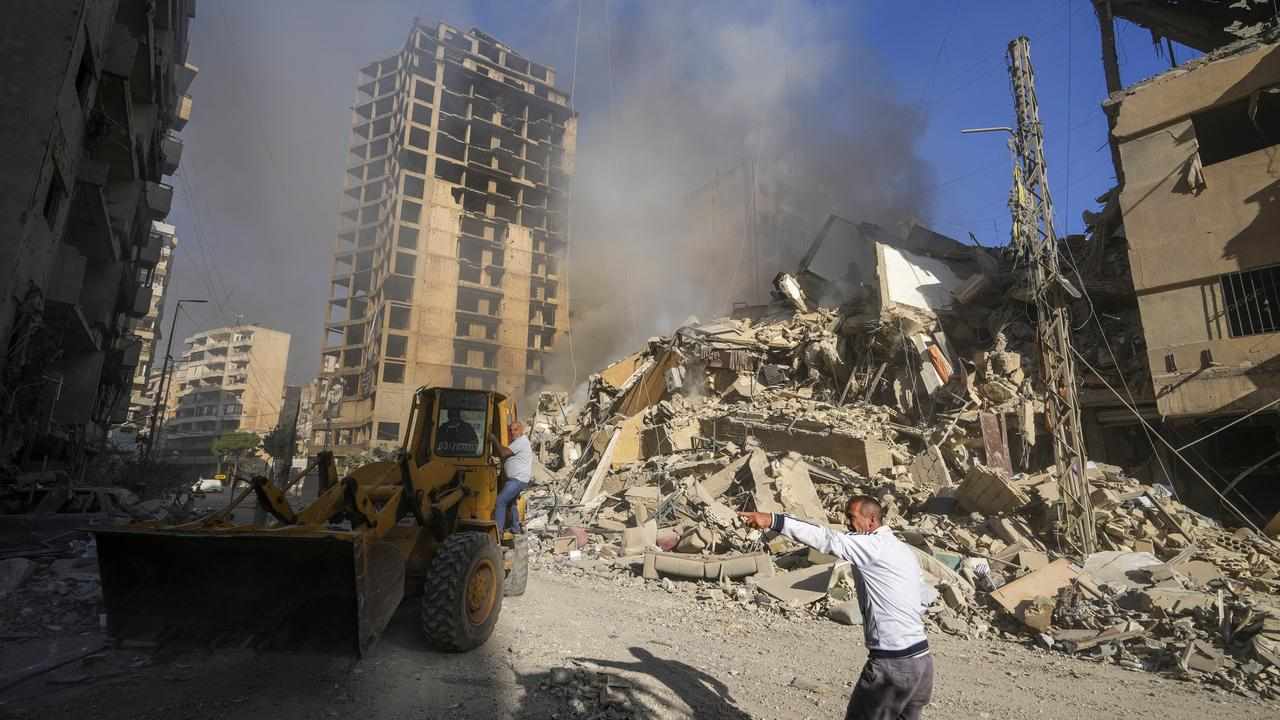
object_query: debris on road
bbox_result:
[519,222,1280,700]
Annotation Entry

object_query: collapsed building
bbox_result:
[518,213,1280,699]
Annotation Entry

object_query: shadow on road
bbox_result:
[510,645,751,719]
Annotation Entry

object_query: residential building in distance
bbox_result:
[126,222,178,427]
[320,20,576,454]
[0,0,197,471]
[161,324,289,476]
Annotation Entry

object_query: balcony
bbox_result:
[175,94,193,131]
[146,182,173,219]
[160,134,183,175]
[125,284,152,319]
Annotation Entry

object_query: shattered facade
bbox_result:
[1110,34,1280,419]
[319,20,576,455]
[0,0,197,475]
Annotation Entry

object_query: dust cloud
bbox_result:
[551,2,935,385]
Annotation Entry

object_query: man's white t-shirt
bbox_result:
[504,435,533,484]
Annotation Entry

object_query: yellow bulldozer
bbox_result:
[92,386,528,655]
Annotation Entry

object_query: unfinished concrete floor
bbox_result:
[1,567,1274,720]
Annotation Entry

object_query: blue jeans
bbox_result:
[494,479,528,535]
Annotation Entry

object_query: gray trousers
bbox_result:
[845,654,934,720]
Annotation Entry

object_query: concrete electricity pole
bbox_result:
[1005,37,1097,555]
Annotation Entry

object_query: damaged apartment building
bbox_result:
[0,1,196,476]
[318,19,575,454]
[1082,2,1280,529]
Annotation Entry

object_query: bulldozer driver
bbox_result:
[436,407,480,455]
[489,420,532,536]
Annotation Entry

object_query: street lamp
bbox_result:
[144,298,207,462]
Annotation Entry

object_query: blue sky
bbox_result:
[165,1,1193,385]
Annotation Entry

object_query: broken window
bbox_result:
[382,361,405,383]
[400,200,421,224]
[412,104,433,126]
[409,127,430,150]
[395,252,416,276]
[435,159,464,184]
[414,80,434,102]
[386,334,408,359]
[1193,87,1280,166]
[377,422,400,442]
[1221,263,1280,337]
[401,150,427,174]
[404,175,425,198]
[397,226,418,249]
[389,305,410,330]
[384,275,413,302]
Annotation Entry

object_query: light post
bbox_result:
[144,298,207,462]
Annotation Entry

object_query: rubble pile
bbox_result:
[0,536,103,639]
[522,218,1280,701]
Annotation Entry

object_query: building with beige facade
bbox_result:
[319,20,575,454]
[161,324,289,474]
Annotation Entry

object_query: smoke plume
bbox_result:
[552,2,935,384]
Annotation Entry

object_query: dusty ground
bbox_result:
[1,565,1274,720]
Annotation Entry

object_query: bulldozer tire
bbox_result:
[504,533,528,597]
[421,532,503,652]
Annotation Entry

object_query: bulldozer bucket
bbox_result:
[93,527,407,656]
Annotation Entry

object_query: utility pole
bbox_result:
[1006,37,1097,555]
[144,298,207,462]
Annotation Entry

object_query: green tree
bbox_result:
[211,431,261,482]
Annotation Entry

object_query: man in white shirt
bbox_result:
[490,420,533,535]
[739,495,933,720]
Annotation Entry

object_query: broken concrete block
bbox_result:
[955,464,1029,515]
[1182,639,1224,674]
[828,600,863,626]
[701,453,750,498]
[1082,551,1163,592]
[640,420,698,458]
[621,519,658,556]
[990,558,1079,629]
[1136,588,1216,617]
[0,558,35,596]
[1022,595,1057,632]
[754,564,835,605]
[909,446,951,488]
[979,380,1018,404]
[940,582,969,612]
[773,453,826,522]
[1169,559,1223,588]
[675,526,717,553]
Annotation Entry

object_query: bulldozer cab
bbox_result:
[410,387,510,464]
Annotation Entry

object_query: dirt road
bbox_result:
[1,566,1274,719]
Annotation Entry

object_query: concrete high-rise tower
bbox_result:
[319,20,576,453]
